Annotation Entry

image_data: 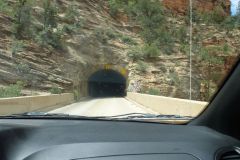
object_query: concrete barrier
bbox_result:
[127,92,208,117]
[0,93,74,115]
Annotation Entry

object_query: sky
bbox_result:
[231,0,239,15]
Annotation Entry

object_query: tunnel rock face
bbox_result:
[88,70,126,97]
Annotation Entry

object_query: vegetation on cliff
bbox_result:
[0,0,239,101]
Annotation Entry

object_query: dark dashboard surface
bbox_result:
[0,119,239,160]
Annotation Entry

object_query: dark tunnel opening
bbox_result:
[88,69,127,97]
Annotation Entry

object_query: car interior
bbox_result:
[0,60,239,160]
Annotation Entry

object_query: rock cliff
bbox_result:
[0,0,239,101]
[162,0,231,15]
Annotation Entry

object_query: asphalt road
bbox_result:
[49,97,156,117]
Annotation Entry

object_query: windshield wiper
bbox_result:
[101,113,193,120]
[3,112,70,118]
[0,112,105,120]
[0,112,193,123]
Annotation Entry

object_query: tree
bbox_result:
[236,1,240,16]
[107,0,173,54]
[236,1,240,26]
[12,0,32,39]
[0,0,11,15]
[131,0,165,35]
[43,0,57,29]
[36,0,62,49]
[199,46,224,100]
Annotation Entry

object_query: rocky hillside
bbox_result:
[0,0,239,101]
[162,0,231,15]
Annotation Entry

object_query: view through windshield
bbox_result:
[0,0,239,123]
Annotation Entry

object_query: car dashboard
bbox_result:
[0,119,239,160]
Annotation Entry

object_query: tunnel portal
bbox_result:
[88,69,127,97]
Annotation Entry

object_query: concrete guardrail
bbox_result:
[0,93,74,115]
[127,92,208,117]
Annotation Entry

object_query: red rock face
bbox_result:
[162,0,188,15]
[162,0,230,15]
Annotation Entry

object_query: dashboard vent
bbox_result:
[218,147,240,160]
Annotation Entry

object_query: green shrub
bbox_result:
[141,27,173,48]
[221,16,238,30]
[62,24,77,34]
[34,0,63,49]
[94,28,109,44]
[108,0,120,16]
[107,0,175,55]
[94,28,124,43]
[0,0,12,15]
[108,0,168,47]
[73,89,80,101]
[0,0,7,12]
[135,0,167,45]
[199,46,224,65]
[64,3,79,22]
[237,1,240,16]
[136,61,148,73]
[152,29,174,55]
[161,45,174,55]
[62,21,82,34]
[11,40,24,55]
[158,29,173,44]
[168,72,180,86]
[180,44,189,55]
[211,5,226,24]
[146,87,160,95]
[12,0,33,39]
[107,0,128,16]
[42,0,58,28]
[49,86,62,94]
[159,64,167,73]
[106,29,118,39]
[0,81,24,98]
[176,26,187,43]
[15,63,31,74]
[187,6,227,25]
[133,0,164,29]
[127,46,143,61]
[223,44,230,54]
[35,26,63,49]
[143,43,160,58]
[140,29,157,44]
[121,35,136,45]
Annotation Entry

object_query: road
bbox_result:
[49,97,156,117]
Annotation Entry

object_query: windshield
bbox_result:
[0,0,239,123]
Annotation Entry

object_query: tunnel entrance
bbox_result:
[88,69,127,97]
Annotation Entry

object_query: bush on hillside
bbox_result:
[42,0,58,28]
[136,61,148,73]
[127,46,143,61]
[12,0,33,39]
[0,81,24,98]
[121,35,136,45]
[146,87,160,95]
[143,43,160,58]
[0,0,12,15]
[11,40,24,55]
[65,3,79,22]
[94,28,109,44]
[35,26,63,49]
[49,86,62,94]
[211,5,226,24]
